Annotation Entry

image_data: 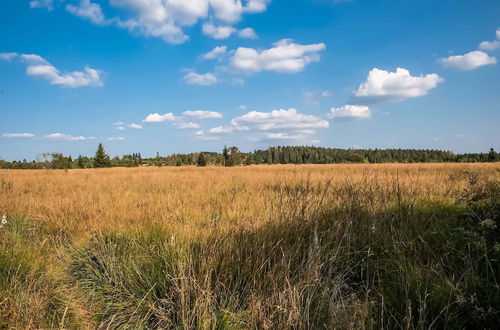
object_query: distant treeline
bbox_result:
[1,145,498,169]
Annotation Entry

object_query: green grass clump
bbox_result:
[0,217,74,328]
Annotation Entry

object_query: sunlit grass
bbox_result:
[0,163,498,328]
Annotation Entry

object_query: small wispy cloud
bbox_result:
[2,132,35,138]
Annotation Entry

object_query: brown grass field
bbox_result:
[0,163,499,328]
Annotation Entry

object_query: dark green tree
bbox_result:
[488,148,498,162]
[93,143,111,168]
[76,155,85,168]
[197,153,207,166]
[223,146,229,166]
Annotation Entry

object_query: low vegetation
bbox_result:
[1,145,499,169]
[0,163,499,328]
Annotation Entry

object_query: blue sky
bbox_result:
[1,0,499,161]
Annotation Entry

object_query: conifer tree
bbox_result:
[93,143,111,168]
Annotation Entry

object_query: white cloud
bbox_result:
[231,108,329,131]
[479,40,500,51]
[321,90,332,97]
[45,133,94,141]
[202,46,227,60]
[107,136,124,141]
[174,122,200,129]
[143,112,176,123]
[183,72,217,85]
[39,0,270,44]
[263,132,308,140]
[2,53,103,88]
[0,52,19,61]
[29,0,53,10]
[236,104,247,111]
[230,39,326,74]
[194,130,205,136]
[238,27,257,39]
[113,121,125,125]
[19,54,49,64]
[128,123,143,129]
[202,23,236,39]
[2,133,35,138]
[182,110,223,119]
[244,0,270,13]
[0,52,47,64]
[440,51,496,70]
[353,67,443,103]
[327,105,371,120]
[479,28,500,51]
[116,126,125,131]
[209,125,233,134]
[27,64,103,88]
[192,130,219,140]
[66,0,107,25]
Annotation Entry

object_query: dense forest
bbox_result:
[1,144,498,169]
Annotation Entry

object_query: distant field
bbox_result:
[1,164,499,328]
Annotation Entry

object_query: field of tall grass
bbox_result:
[0,163,499,329]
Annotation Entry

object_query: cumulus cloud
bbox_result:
[0,52,19,61]
[209,126,233,134]
[183,72,217,85]
[202,23,236,39]
[2,133,35,138]
[193,130,219,140]
[96,0,270,44]
[440,51,496,70]
[189,107,327,143]
[29,0,53,10]
[1,52,103,88]
[202,46,227,60]
[182,110,223,119]
[263,132,309,140]
[27,65,103,88]
[107,136,124,141]
[45,133,95,141]
[238,27,257,39]
[327,105,371,120]
[353,67,443,103]
[128,123,143,129]
[174,122,200,129]
[479,28,500,51]
[66,0,107,25]
[230,39,326,74]
[231,108,329,131]
[143,112,176,123]
[479,40,500,51]
[19,54,49,64]
[116,126,125,131]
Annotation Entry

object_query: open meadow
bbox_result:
[1,163,499,329]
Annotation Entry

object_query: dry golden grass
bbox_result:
[1,163,499,329]
[1,163,498,235]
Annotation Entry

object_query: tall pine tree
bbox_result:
[93,143,111,168]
